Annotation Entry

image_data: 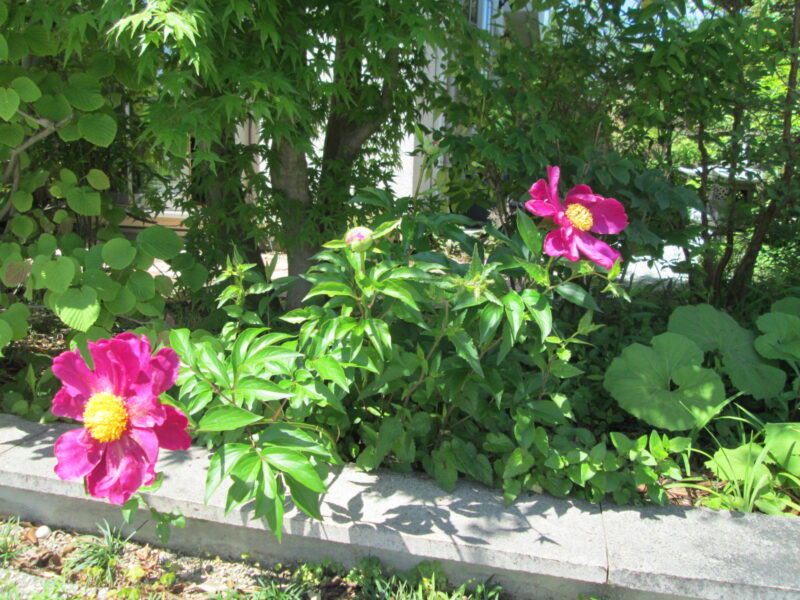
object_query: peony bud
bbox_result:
[345,226,374,252]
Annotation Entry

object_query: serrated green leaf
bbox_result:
[102,238,137,270]
[42,257,75,293]
[127,270,155,300]
[137,225,183,260]
[11,191,32,212]
[11,77,41,102]
[53,286,100,331]
[78,113,117,147]
[65,186,100,216]
[86,169,110,191]
[0,87,19,121]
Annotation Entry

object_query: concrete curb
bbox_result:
[1,414,798,600]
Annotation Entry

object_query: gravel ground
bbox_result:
[0,516,295,599]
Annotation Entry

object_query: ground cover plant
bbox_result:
[0,516,512,600]
[0,0,799,555]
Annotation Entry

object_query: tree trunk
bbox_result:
[270,138,315,310]
[730,0,800,296]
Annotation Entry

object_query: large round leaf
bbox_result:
[42,257,76,293]
[102,238,137,270]
[127,270,155,301]
[54,286,100,332]
[137,225,183,260]
[755,312,800,364]
[669,304,785,400]
[78,113,117,147]
[765,423,800,475]
[0,87,20,121]
[604,332,725,431]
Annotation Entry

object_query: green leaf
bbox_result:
[448,329,483,377]
[0,34,7,61]
[765,423,800,475]
[478,303,504,346]
[102,238,137,270]
[127,270,155,300]
[312,355,349,391]
[0,87,19,121]
[669,304,785,400]
[304,281,357,300]
[755,311,800,364]
[604,332,726,431]
[78,113,117,147]
[233,377,293,402]
[0,123,23,147]
[516,210,541,256]
[33,93,70,121]
[42,257,75,293]
[63,74,104,111]
[65,186,100,216]
[262,448,326,493]
[502,290,525,341]
[198,405,263,432]
[381,280,420,312]
[137,225,183,260]
[0,320,12,353]
[0,303,30,341]
[103,286,136,315]
[86,169,110,191]
[11,191,32,212]
[285,474,323,520]
[503,448,534,479]
[11,77,41,103]
[53,286,100,331]
[205,443,249,503]
[10,215,35,240]
[555,282,601,311]
[706,443,771,487]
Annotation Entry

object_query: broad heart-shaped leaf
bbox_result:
[86,168,110,191]
[755,312,800,364]
[53,286,100,332]
[101,238,137,270]
[771,297,800,317]
[0,87,20,121]
[765,423,800,475]
[42,257,76,293]
[705,443,771,487]
[78,113,117,147]
[136,225,183,260]
[11,77,41,102]
[603,332,725,431]
[668,304,785,400]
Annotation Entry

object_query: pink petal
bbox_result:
[528,165,563,211]
[152,405,191,451]
[525,199,557,218]
[129,427,160,466]
[149,348,180,396]
[125,395,163,428]
[564,184,600,205]
[588,197,628,234]
[52,388,87,422]
[85,433,150,505]
[574,230,622,270]
[545,166,561,202]
[544,227,580,262]
[51,349,99,415]
[89,334,151,397]
[54,428,104,480]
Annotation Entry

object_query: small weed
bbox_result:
[63,520,130,585]
[0,517,21,566]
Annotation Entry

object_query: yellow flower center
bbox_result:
[565,203,593,231]
[82,392,128,443]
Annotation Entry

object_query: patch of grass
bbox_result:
[63,520,130,585]
[0,517,21,566]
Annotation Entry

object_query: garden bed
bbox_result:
[2,414,799,600]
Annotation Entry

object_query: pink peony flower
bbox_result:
[51,333,191,505]
[525,166,628,269]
